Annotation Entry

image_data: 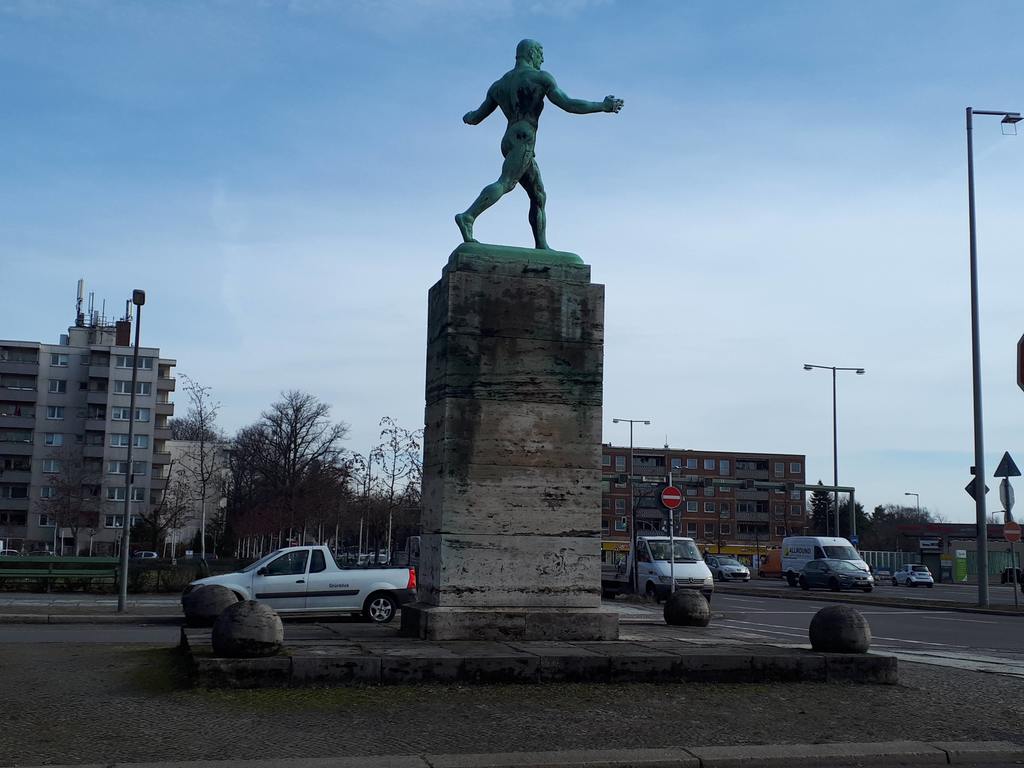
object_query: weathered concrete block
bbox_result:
[420,463,602,536]
[290,651,381,684]
[750,653,826,682]
[194,656,291,689]
[423,399,601,471]
[664,589,711,627]
[809,605,871,653]
[825,653,897,684]
[211,600,284,658]
[181,584,239,627]
[400,604,618,641]
[415,534,601,607]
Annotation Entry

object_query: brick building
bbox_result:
[601,444,807,551]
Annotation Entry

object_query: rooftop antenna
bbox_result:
[664,435,669,449]
[75,279,85,326]
[100,299,106,325]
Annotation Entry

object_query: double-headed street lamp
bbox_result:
[612,417,649,592]
[965,107,1020,608]
[803,364,864,539]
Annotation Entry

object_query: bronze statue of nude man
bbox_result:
[455,39,624,250]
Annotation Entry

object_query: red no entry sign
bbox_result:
[661,486,683,510]
[1005,521,1021,543]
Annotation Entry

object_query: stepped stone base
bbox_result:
[400,603,619,641]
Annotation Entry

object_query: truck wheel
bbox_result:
[645,582,656,600]
[363,592,398,624]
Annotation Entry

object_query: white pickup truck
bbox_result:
[183,545,416,623]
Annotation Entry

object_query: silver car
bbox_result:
[892,563,934,588]
[706,555,751,582]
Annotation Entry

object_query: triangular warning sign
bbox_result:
[994,452,1021,478]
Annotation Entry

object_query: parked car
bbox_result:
[184,545,416,623]
[892,563,934,588]
[705,555,751,582]
[132,551,159,560]
[0,549,20,557]
[782,536,869,587]
[799,558,874,593]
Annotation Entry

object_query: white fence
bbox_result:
[859,550,920,572]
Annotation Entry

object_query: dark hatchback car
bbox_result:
[799,558,874,593]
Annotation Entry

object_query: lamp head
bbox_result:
[855,368,865,375]
[643,420,650,425]
[132,289,146,307]
[803,364,813,371]
[612,418,620,424]
[1001,113,1022,125]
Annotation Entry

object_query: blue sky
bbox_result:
[3,0,1023,523]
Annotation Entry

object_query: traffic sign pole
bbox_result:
[667,472,675,594]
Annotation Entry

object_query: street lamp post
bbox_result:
[803,364,864,540]
[612,417,649,593]
[117,289,145,613]
[965,107,1020,608]
[904,491,920,517]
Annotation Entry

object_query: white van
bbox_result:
[601,536,714,604]
[781,536,868,586]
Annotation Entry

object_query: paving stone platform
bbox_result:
[180,621,897,688]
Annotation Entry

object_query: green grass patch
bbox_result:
[127,647,193,694]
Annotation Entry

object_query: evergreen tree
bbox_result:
[808,480,832,536]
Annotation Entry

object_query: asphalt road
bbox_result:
[719,575,1024,606]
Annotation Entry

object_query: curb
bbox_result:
[0,613,181,625]
[4,741,1022,767]
[718,586,1024,617]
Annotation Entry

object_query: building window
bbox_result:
[720,486,731,494]
[132,460,147,476]
[601,454,611,467]
[686,458,697,469]
[719,459,730,476]
[114,380,152,395]
[774,462,785,477]
[686,501,698,513]
[686,487,697,496]
[107,487,125,501]
[105,514,124,528]
[775,525,786,536]
[704,502,716,513]
[686,522,698,536]
[671,458,681,470]
[614,518,627,532]
[790,462,802,473]
[46,406,64,420]
[790,505,802,517]
[40,486,55,499]
[134,434,149,449]
[790,490,801,500]
[601,518,610,533]
[108,461,128,475]
[44,433,63,447]
[42,459,60,473]
[115,356,154,370]
[48,379,67,394]
[614,499,625,512]
[703,458,715,470]
[704,523,715,537]
[614,455,625,472]
[602,497,611,510]
[38,513,56,527]
[720,524,732,535]
[110,434,129,447]
[49,353,68,368]
[703,486,714,497]
[112,407,130,421]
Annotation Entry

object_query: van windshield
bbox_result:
[823,546,859,560]
[648,540,701,562]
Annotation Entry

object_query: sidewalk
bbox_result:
[4,741,1023,767]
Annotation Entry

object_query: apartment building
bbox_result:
[601,444,807,551]
[0,301,175,555]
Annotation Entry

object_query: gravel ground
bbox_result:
[0,643,1021,766]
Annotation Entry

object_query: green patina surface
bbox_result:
[448,241,583,269]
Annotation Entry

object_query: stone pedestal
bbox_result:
[401,242,617,641]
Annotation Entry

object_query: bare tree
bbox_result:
[175,374,222,565]
[137,461,194,555]
[34,445,100,555]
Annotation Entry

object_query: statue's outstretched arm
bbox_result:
[546,78,623,115]
[464,91,498,125]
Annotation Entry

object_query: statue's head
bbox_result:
[515,39,543,69]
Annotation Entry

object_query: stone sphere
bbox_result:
[212,600,284,658]
[809,605,871,653]
[182,585,239,627]
[663,589,711,627]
